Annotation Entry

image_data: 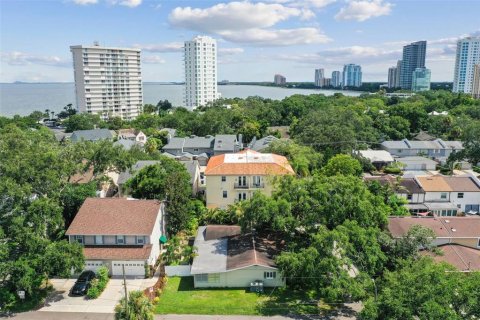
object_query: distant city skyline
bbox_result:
[1,0,479,83]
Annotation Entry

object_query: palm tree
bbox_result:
[115,290,154,320]
[45,109,50,119]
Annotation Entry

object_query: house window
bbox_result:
[95,235,103,245]
[221,176,226,182]
[458,193,464,199]
[238,192,247,201]
[74,235,84,244]
[238,176,247,187]
[440,193,447,200]
[407,194,412,200]
[223,191,228,198]
[116,235,125,245]
[253,176,262,187]
[196,274,208,282]
[136,236,145,245]
[264,271,276,279]
[208,274,220,283]
[478,238,480,248]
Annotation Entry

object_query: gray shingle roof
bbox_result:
[118,160,160,185]
[214,135,238,152]
[382,139,464,150]
[184,136,215,149]
[162,137,185,150]
[71,129,114,142]
[249,135,279,151]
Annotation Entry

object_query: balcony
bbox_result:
[233,182,264,189]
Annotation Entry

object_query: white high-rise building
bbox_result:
[184,36,219,109]
[70,43,143,120]
[453,37,480,93]
[314,68,324,87]
[331,71,341,87]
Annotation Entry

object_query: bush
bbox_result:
[384,166,401,174]
[87,266,109,299]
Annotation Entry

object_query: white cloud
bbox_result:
[302,0,337,8]
[133,42,184,53]
[111,0,142,7]
[73,0,98,4]
[1,52,70,67]
[218,48,245,55]
[335,0,392,22]
[169,1,308,33]
[220,28,331,46]
[142,55,166,64]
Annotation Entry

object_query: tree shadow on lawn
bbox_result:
[255,287,359,319]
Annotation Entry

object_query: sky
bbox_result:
[1,0,479,83]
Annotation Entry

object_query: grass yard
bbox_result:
[155,276,328,316]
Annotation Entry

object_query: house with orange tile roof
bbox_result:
[66,198,165,276]
[204,149,294,208]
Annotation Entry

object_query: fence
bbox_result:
[165,265,192,277]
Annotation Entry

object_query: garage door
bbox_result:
[85,260,105,273]
[112,261,145,277]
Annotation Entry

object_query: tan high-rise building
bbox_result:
[70,43,143,120]
[472,64,480,99]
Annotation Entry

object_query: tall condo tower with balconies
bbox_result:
[184,36,219,110]
[399,41,426,90]
[453,37,480,94]
[70,43,143,120]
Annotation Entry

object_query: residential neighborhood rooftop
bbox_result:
[388,216,480,238]
[358,150,395,162]
[205,149,294,176]
[70,128,115,142]
[422,244,480,271]
[66,198,162,236]
[416,175,480,192]
[83,245,153,260]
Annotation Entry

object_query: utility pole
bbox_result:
[123,264,128,317]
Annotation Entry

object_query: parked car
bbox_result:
[69,270,96,296]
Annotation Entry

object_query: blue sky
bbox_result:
[1,0,479,82]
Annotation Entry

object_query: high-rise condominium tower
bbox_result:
[412,68,431,92]
[342,64,362,87]
[453,37,480,93]
[400,41,426,90]
[331,71,341,87]
[184,36,219,109]
[274,74,286,85]
[70,43,143,120]
[314,68,324,87]
[387,60,402,88]
[472,64,480,99]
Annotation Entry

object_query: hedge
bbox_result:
[87,266,109,299]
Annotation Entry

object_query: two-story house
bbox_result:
[66,198,165,276]
[380,139,463,164]
[162,135,240,158]
[416,175,480,216]
[117,128,147,144]
[70,129,115,143]
[204,149,295,208]
[388,216,480,271]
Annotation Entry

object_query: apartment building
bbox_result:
[453,37,480,94]
[184,36,219,109]
[204,149,294,208]
[70,43,143,120]
[380,139,463,163]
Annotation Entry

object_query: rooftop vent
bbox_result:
[451,228,456,232]
[445,220,450,223]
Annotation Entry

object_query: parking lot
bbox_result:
[40,277,158,313]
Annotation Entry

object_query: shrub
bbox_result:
[87,266,109,299]
[153,296,160,304]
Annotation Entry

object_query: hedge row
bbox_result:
[87,266,109,299]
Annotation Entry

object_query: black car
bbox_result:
[70,270,96,296]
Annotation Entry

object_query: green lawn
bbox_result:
[155,276,327,316]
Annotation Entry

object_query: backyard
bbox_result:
[155,276,332,316]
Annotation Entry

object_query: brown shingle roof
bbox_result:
[66,198,162,236]
[388,217,451,237]
[388,216,480,238]
[422,245,480,271]
[444,176,480,192]
[83,245,152,260]
[398,178,425,194]
[226,234,279,271]
[417,176,452,192]
[204,225,241,241]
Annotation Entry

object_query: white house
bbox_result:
[416,175,480,215]
[396,156,437,171]
[66,198,165,277]
[190,225,285,288]
[117,129,147,144]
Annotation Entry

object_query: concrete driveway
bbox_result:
[40,276,158,313]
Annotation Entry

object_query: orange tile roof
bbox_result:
[417,176,452,192]
[205,149,294,176]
